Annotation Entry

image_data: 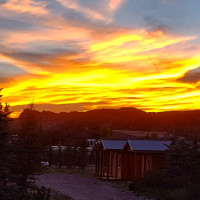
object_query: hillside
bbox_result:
[12,107,200,139]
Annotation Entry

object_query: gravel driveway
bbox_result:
[35,173,149,200]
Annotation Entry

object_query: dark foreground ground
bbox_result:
[35,173,151,200]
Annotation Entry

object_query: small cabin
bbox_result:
[122,140,171,180]
[95,140,126,180]
[95,139,171,181]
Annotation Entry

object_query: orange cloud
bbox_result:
[2,0,48,15]
[108,0,125,11]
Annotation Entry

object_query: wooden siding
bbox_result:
[95,140,166,181]
[95,149,123,180]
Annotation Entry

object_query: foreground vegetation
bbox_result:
[0,90,72,200]
[48,164,96,177]
[129,140,200,200]
[0,184,72,200]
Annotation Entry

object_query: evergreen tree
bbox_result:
[0,91,56,199]
[162,140,200,188]
[77,137,88,172]
[10,105,45,186]
[0,89,11,186]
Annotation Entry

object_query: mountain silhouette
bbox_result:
[15,107,200,139]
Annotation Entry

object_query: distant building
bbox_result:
[51,145,66,151]
[95,139,171,181]
[112,130,168,140]
[87,139,95,146]
[50,139,96,154]
[87,139,96,150]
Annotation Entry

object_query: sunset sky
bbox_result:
[0,0,200,117]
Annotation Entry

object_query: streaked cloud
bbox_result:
[56,0,106,21]
[0,0,200,116]
[55,0,126,23]
[2,0,48,15]
[177,67,200,83]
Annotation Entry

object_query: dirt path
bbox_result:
[35,173,149,200]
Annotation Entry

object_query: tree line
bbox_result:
[0,89,83,199]
[18,107,200,140]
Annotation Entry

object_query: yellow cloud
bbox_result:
[90,30,195,65]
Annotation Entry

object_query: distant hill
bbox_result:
[14,107,200,139]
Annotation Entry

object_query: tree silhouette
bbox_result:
[162,140,200,188]
[10,105,45,186]
[0,89,11,186]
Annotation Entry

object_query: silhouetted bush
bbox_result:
[0,185,72,200]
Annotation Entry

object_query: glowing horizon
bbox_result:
[1,0,200,117]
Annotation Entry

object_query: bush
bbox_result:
[0,185,72,200]
[187,184,200,200]
[167,188,189,200]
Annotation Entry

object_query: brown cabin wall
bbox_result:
[121,152,127,180]
[109,151,123,179]
[95,149,123,179]
[121,152,138,180]
[96,148,165,181]
[135,153,143,179]
[121,151,165,181]
[127,152,136,180]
